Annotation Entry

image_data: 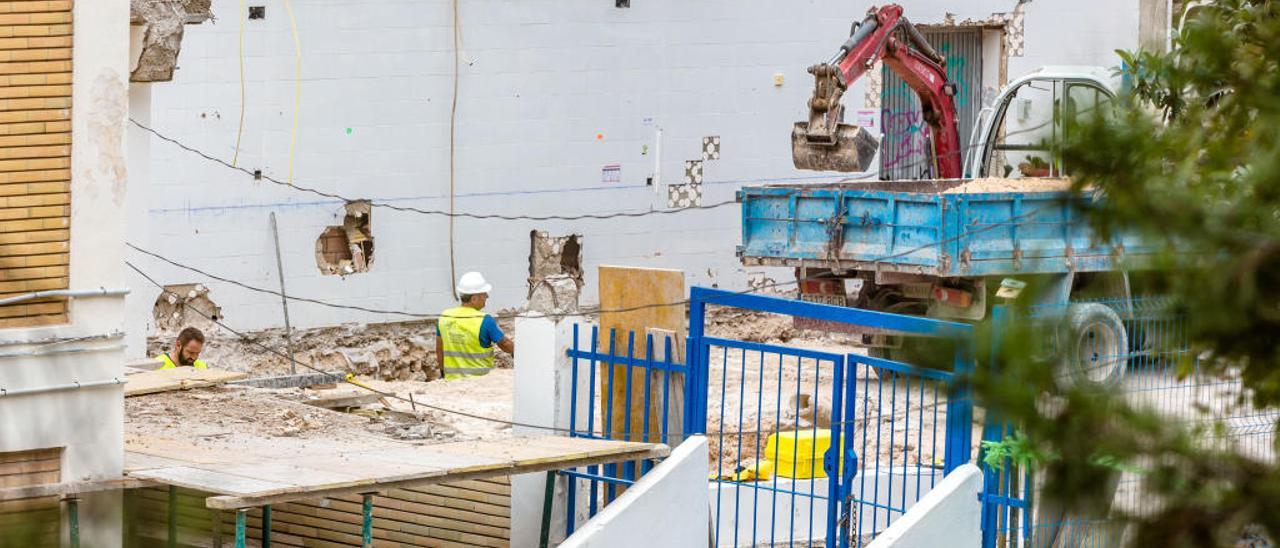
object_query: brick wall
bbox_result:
[0,0,73,328]
[0,447,62,546]
[129,477,512,547]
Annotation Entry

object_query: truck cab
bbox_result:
[968,66,1118,179]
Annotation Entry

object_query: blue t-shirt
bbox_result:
[437,315,505,348]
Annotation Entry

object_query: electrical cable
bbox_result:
[448,0,461,300]
[125,204,1044,321]
[132,117,744,221]
[283,0,302,184]
[232,0,246,166]
[134,111,1072,223]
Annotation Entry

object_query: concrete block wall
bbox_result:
[126,0,1143,342]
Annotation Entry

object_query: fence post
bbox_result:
[685,291,708,435]
[944,334,976,473]
[511,312,589,546]
[978,305,1014,548]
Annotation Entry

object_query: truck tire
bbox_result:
[1058,303,1128,387]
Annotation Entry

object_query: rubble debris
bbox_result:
[129,0,214,83]
[149,319,485,381]
[151,283,221,336]
[528,231,583,314]
[316,200,374,275]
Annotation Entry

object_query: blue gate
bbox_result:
[688,287,976,547]
[560,286,978,547]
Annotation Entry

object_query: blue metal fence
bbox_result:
[559,287,980,546]
[980,298,1280,548]
[561,324,690,537]
[690,287,976,547]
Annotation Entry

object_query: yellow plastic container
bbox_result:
[765,429,833,479]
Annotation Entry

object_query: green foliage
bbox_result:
[971,1,1280,545]
[1062,0,1280,404]
[981,430,1050,471]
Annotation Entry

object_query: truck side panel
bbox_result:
[739,184,1150,277]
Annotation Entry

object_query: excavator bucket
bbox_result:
[791,121,880,172]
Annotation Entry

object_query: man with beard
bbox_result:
[155,327,209,369]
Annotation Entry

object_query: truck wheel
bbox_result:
[1058,303,1128,387]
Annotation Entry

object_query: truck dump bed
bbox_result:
[737,178,1149,277]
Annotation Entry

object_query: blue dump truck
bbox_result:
[742,67,1153,384]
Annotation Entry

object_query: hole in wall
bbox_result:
[315,200,374,276]
[528,231,585,313]
[248,6,265,19]
[152,283,221,336]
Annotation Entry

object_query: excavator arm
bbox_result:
[792,4,962,178]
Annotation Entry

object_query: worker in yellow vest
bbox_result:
[435,272,514,379]
[156,327,209,369]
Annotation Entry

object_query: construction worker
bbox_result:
[435,272,514,379]
[156,326,209,369]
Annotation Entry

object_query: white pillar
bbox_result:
[511,313,591,546]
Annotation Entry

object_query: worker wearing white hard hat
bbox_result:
[435,272,514,379]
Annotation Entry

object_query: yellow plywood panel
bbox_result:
[597,265,686,445]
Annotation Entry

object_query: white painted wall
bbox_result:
[868,463,984,548]
[124,0,1143,339]
[0,1,131,546]
[562,436,710,548]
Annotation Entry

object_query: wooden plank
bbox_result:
[203,462,373,492]
[125,435,247,466]
[202,436,666,510]
[0,470,57,487]
[122,367,247,397]
[598,265,686,444]
[0,457,57,476]
[0,447,60,464]
[127,466,296,496]
[301,388,381,409]
[0,311,63,328]
[351,445,507,474]
[0,477,151,501]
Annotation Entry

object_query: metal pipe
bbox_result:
[168,485,177,548]
[0,377,124,398]
[0,331,124,348]
[0,343,127,361]
[361,493,374,547]
[0,287,129,307]
[269,212,297,374]
[235,509,247,548]
[262,505,272,547]
[66,497,80,548]
[538,470,556,548]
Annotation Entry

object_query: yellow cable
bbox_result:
[284,0,301,184]
[232,0,246,166]
[448,0,460,300]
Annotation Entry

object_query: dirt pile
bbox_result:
[941,177,1074,194]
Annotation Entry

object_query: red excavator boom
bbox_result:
[792,4,962,178]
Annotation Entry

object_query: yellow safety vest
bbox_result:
[156,354,208,370]
[439,306,494,379]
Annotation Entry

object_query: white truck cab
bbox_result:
[965,66,1119,179]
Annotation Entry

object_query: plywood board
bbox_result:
[123,367,247,397]
[128,466,295,496]
[125,433,666,510]
[597,265,686,445]
[302,388,381,409]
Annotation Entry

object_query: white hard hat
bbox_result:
[456,271,492,295]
